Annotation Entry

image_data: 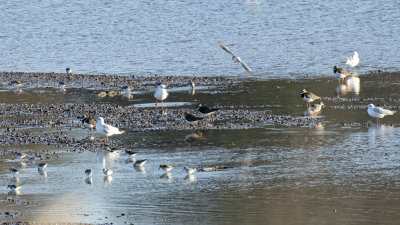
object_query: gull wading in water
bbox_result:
[218,42,253,74]
[154,83,168,109]
[367,104,396,123]
[96,117,125,144]
[345,51,359,72]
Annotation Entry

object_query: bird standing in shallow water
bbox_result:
[134,159,147,167]
[345,51,359,72]
[85,169,93,177]
[154,83,168,109]
[38,163,48,170]
[183,167,197,175]
[103,168,113,176]
[367,104,396,124]
[300,89,321,108]
[96,117,125,144]
[333,66,352,84]
[159,164,174,172]
[218,42,253,74]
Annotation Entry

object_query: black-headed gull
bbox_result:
[218,42,253,74]
[346,51,359,72]
[300,89,321,108]
[154,83,168,109]
[96,117,125,144]
[367,104,396,123]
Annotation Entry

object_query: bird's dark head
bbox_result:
[333,66,340,73]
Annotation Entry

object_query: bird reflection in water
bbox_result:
[185,174,195,183]
[103,175,113,183]
[335,75,360,97]
[188,81,195,95]
[303,102,324,117]
[185,131,203,147]
[38,168,48,178]
[85,177,93,185]
[160,172,173,181]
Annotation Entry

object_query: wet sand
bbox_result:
[1,71,400,224]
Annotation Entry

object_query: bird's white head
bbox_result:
[354,51,358,56]
[96,117,104,124]
[159,84,167,89]
[368,104,374,108]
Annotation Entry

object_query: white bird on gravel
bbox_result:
[346,51,359,72]
[367,104,396,123]
[96,117,125,144]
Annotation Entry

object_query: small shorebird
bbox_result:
[85,169,93,177]
[10,168,20,175]
[333,66,352,83]
[300,89,321,108]
[183,167,197,175]
[345,51,359,72]
[58,81,66,90]
[96,117,125,144]
[11,80,23,88]
[7,184,22,191]
[82,117,97,135]
[15,152,27,159]
[121,86,131,95]
[218,42,253,74]
[154,83,169,109]
[196,104,219,116]
[367,104,396,123]
[66,68,72,75]
[134,159,147,167]
[184,112,204,123]
[38,163,48,170]
[103,168,113,176]
[125,150,137,158]
[159,164,174,172]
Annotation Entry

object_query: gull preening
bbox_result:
[154,83,169,109]
[367,104,396,123]
[96,117,125,144]
[345,51,359,72]
[300,89,321,108]
[218,42,253,74]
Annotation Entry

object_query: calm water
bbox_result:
[1,0,400,78]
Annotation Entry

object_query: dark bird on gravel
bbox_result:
[196,104,219,116]
[333,66,352,84]
[184,112,204,123]
[300,89,321,108]
[10,80,23,87]
[218,42,253,74]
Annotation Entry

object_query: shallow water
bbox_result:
[1,72,400,223]
[1,0,399,78]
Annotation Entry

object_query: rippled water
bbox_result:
[1,0,399,78]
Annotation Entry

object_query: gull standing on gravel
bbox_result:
[367,104,396,123]
[154,83,168,109]
[218,42,253,74]
[96,117,125,144]
[346,51,359,72]
[300,89,321,108]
